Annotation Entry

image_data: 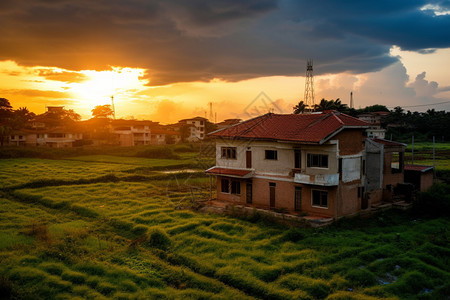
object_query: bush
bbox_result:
[145,228,172,250]
[39,262,65,276]
[345,269,376,287]
[97,281,116,295]
[131,225,148,236]
[413,183,450,217]
[279,228,305,243]
[61,270,87,284]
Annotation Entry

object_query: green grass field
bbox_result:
[0,148,449,299]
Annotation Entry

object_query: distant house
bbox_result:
[206,112,372,218]
[178,117,207,141]
[357,111,388,139]
[216,119,242,130]
[150,127,181,145]
[111,120,157,146]
[9,128,83,147]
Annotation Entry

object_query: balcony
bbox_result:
[294,173,339,186]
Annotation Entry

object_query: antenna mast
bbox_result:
[304,59,315,110]
[350,91,354,109]
[111,95,116,119]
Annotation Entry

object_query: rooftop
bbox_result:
[209,111,369,144]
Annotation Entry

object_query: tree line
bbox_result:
[293,98,450,141]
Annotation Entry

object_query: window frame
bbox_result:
[265,150,278,160]
[221,178,230,193]
[311,190,328,208]
[221,178,241,195]
[307,153,329,168]
[221,147,237,159]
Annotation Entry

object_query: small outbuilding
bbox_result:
[404,165,434,192]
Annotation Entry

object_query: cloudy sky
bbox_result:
[1,0,449,123]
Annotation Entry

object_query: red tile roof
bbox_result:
[372,138,407,147]
[404,165,434,172]
[205,167,252,178]
[209,112,368,144]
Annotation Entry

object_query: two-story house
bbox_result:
[178,117,207,141]
[206,112,370,218]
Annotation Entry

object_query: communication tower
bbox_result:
[304,59,315,110]
[111,95,116,119]
[350,91,354,109]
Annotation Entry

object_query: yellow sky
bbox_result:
[1,47,449,124]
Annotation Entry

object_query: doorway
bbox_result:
[269,182,276,208]
[246,151,252,168]
[295,186,302,211]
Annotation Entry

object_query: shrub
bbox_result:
[39,262,65,276]
[279,228,305,243]
[75,263,105,276]
[387,271,429,295]
[413,183,450,217]
[345,269,376,287]
[61,270,87,284]
[71,205,99,218]
[97,281,117,295]
[145,228,172,250]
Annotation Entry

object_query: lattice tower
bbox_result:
[304,59,315,110]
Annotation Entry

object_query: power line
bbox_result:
[387,100,450,109]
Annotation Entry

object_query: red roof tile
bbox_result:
[209,112,368,144]
[404,165,434,172]
[205,167,252,178]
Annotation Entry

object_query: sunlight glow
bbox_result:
[67,67,148,109]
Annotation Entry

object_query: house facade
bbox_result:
[178,117,207,141]
[111,120,157,146]
[9,128,83,147]
[206,112,371,218]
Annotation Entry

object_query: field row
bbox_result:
[0,155,449,299]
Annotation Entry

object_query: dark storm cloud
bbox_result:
[0,0,448,85]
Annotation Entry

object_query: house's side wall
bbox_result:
[215,176,246,203]
[336,182,360,216]
[420,171,434,191]
[382,150,404,189]
[334,129,364,155]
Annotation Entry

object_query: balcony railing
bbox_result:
[294,173,339,186]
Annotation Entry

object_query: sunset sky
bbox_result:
[1,0,449,123]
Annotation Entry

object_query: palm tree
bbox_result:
[293,101,308,114]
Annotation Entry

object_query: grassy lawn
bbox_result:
[0,151,449,299]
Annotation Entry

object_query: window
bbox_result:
[391,152,404,174]
[294,150,301,169]
[312,190,328,208]
[221,179,229,193]
[221,179,240,195]
[307,154,328,168]
[221,147,237,159]
[265,150,278,160]
[231,181,241,195]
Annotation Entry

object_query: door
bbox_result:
[246,151,252,168]
[295,187,302,211]
[246,182,252,204]
[269,183,276,208]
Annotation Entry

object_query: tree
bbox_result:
[91,105,114,118]
[293,101,308,114]
[0,125,12,146]
[10,107,35,130]
[0,98,13,122]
